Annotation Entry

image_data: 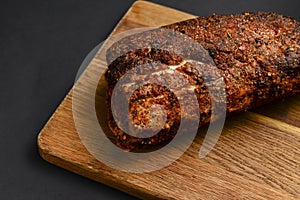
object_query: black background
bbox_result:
[0,0,299,199]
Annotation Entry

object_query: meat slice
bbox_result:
[104,12,300,151]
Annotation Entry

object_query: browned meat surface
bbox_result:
[103,12,300,151]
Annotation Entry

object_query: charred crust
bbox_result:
[102,12,300,151]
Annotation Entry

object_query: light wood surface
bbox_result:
[38,1,300,199]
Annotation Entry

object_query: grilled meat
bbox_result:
[104,12,300,151]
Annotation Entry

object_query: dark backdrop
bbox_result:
[0,0,299,199]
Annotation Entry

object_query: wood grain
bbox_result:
[38,1,300,199]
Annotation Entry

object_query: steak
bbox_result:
[104,12,300,151]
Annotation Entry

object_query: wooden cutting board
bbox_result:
[38,1,300,199]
